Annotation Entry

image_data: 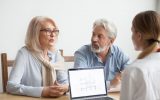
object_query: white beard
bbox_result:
[91,45,108,53]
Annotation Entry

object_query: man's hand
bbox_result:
[110,72,122,88]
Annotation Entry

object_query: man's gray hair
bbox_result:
[93,18,117,39]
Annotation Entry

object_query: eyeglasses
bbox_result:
[40,28,59,36]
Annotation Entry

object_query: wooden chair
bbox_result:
[1,53,14,92]
[59,49,74,62]
[1,50,74,92]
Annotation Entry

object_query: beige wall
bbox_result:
[156,0,160,12]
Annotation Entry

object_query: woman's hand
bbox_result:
[41,81,69,97]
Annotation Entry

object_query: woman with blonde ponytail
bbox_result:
[120,10,160,100]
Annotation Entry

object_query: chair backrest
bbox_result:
[1,50,74,92]
[59,49,74,62]
[1,53,14,92]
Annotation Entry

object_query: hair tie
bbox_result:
[148,39,160,43]
[154,39,160,43]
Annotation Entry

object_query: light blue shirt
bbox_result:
[7,47,68,97]
[74,44,129,81]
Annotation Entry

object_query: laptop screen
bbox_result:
[68,67,107,99]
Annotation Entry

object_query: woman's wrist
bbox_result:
[41,87,49,97]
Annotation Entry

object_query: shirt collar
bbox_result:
[91,45,114,62]
[47,50,57,61]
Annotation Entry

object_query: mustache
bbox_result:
[91,42,99,45]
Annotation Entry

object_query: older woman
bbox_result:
[6,16,68,97]
[120,11,160,100]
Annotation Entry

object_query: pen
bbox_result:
[117,67,121,73]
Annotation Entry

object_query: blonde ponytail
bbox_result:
[138,42,159,59]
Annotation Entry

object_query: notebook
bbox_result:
[68,67,114,100]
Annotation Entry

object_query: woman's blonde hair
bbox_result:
[132,11,160,59]
[25,16,57,53]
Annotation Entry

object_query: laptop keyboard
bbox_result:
[84,96,114,100]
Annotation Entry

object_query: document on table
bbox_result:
[108,84,120,93]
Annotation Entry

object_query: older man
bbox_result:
[74,18,129,88]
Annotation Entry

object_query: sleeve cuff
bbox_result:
[106,81,110,90]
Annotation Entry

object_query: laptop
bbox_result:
[68,67,114,100]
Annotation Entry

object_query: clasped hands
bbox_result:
[42,81,69,97]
